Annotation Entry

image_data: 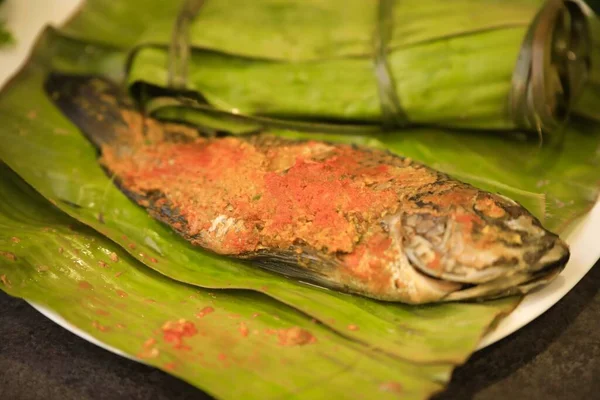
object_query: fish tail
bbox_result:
[44,73,131,149]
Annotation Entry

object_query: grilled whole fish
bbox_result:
[45,73,569,304]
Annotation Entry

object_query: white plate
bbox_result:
[1,0,599,358]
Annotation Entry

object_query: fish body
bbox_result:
[46,74,569,304]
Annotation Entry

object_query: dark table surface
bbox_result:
[1,260,598,400]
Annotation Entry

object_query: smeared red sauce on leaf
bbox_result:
[379,381,403,394]
[162,319,197,350]
[239,322,249,337]
[78,281,92,290]
[196,306,214,318]
[277,327,316,346]
[138,338,159,359]
[163,362,176,371]
[0,251,16,261]
[0,274,11,287]
[92,320,110,332]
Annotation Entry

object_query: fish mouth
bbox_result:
[407,241,569,302]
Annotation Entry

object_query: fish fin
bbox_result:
[245,248,342,290]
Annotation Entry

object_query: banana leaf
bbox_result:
[0,163,455,399]
[573,6,600,120]
[0,1,599,397]
[116,0,593,134]
[0,0,13,47]
[0,28,522,364]
[62,0,544,59]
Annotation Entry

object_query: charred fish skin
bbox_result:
[45,73,569,304]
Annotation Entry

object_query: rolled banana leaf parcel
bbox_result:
[119,0,595,134]
[1,0,600,399]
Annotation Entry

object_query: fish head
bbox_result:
[398,186,569,302]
